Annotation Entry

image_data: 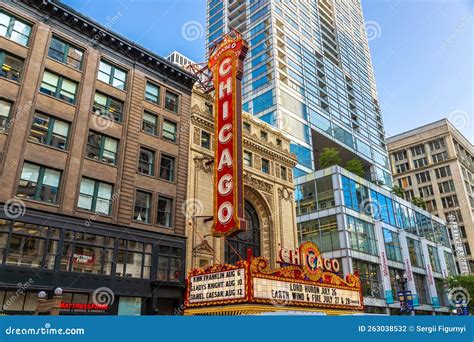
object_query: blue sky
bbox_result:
[62,0,473,141]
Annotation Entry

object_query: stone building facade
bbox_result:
[186,88,298,271]
[387,119,474,273]
[0,0,195,315]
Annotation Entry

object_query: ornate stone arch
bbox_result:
[243,186,273,264]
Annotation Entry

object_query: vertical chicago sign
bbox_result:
[209,33,248,237]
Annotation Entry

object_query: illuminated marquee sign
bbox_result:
[209,33,248,237]
[188,268,246,304]
[253,278,361,308]
[186,242,364,311]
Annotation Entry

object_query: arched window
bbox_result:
[225,201,261,264]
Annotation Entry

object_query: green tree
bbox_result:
[345,158,365,177]
[411,196,426,210]
[319,148,341,169]
[391,185,404,198]
[446,275,474,314]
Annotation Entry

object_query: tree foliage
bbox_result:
[319,147,341,169]
[411,196,426,210]
[345,158,365,177]
[391,185,405,198]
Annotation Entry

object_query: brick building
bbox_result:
[0,0,196,315]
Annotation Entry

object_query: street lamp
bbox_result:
[396,272,411,315]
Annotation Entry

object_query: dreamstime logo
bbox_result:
[448,110,471,130]
[90,112,115,131]
[181,198,204,218]
[92,287,115,306]
[365,20,382,41]
[447,287,470,306]
[361,198,381,218]
[3,198,26,219]
[181,21,204,41]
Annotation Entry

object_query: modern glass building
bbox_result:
[206,0,392,186]
[295,166,456,314]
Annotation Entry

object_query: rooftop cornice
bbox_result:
[17,0,197,91]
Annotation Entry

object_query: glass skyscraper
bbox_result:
[206,0,392,187]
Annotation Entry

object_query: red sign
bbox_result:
[60,302,109,311]
[209,33,248,237]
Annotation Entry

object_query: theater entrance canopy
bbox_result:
[184,242,364,315]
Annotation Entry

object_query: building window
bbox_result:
[383,229,402,262]
[17,162,61,204]
[3,221,59,269]
[441,195,458,209]
[116,240,152,278]
[0,11,31,46]
[398,176,412,188]
[133,190,151,223]
[40,71,77,104]
[418,185,434,198]
[413,157,428,169]
[280,166,287,181]
[138,147,155,176]
[157,246,182,281]
[347,216,377,255]
[159,154,175,182]
[86,132,118,165]
[393,150,407,162]
[97,60,127,90]
[352,259,382,298]
[29,112,70,150]
[225,201,261,264]
[61,231,115,275]
[201,131,211,149]
[243,122,251,134]
[243,151,253,167]
[431,151,448,164]
[410,145,425,157]
[434,165,451,179]
[298,216,339,252]
[415,170,431,184]
[429,138,445,151]
[260,130,268,141]
[142,111,158,136]
[145,82,160,105]
[164,90,179,113]
[395,162,409,174]
[261,158,270,174]
[425,199,437,212]
[276,138,282,147]
[438,180,455,194]
[0,99,12,131]
[342,176,369,213]
[407,238,424,268]
[0,51,23,82]
[428,245,441,273]
[77,178,113,215]
[162,119,177,142]
[205,102,213,115]
[157,196,173,227]
[48,36,83,70]
[92,92,123,123]
[413,273,428,304]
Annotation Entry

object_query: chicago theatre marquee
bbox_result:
[183,33,363,315]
